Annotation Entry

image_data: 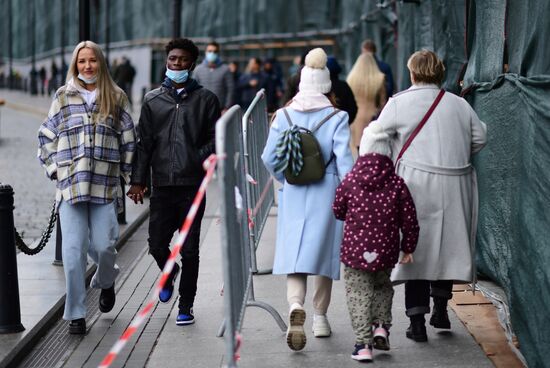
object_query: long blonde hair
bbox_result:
[346,53,385,102]
[66,41,124,120]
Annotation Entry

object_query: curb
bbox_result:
[3,101,49,118]
[0,207,150,368]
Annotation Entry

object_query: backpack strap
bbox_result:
[281,107,339,169]
[282,108,341,131]
[311,108,341,133]
[316,109,341,168]
[282,108,294,127]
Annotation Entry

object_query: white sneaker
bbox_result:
[286,303,306,351]
[312,314,331,337]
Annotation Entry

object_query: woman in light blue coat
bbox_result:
[262,48,353,351]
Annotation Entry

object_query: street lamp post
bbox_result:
[60,0,67,83]
[29,0,38,96]
[105,0,110,66]
[172,0,182,38]
[8,0,13,89]
[79,0,91,42]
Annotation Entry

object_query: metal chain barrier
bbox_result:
[14,201,56,255]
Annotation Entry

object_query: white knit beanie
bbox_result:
[298,48,332,94]
[359,121,391,157]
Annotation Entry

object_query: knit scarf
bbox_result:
[274,125,303,177]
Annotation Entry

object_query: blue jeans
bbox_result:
[59,200,119,320]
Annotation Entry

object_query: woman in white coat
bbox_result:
[371,50,487,342]
[262,48,353,351]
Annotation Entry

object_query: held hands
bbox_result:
[127,184,147,204]
[399,253,414,264]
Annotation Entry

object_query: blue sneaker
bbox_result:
[351,344,373,362]
[159,264,180,303]
[176,306,195,325]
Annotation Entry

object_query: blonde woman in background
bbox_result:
[346,53,387,157]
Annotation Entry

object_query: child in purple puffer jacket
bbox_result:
[333,122,419,362]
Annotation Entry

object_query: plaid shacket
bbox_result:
[38,80,136,211]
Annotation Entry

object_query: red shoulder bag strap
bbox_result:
[396,89,446,162]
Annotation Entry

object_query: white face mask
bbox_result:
[78,73,98,84]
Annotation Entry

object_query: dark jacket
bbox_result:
[330,76,358,124]
[131,78,221,187]
[237,72,267,108]
[333,153,419,272]
[375,57,394,97]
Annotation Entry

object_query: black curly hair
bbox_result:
[165,38,199,62]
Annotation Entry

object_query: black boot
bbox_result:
[430,298,451,329]
[68,318,86,335]
[406,315,427,342]
[99,283,116,313]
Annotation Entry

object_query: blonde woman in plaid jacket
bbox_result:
[38,41,136,335]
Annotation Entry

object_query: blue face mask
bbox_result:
[205,52,218,63]
[165,68,189,84]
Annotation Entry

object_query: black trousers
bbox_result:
[148,186,206,310]
[404,280,453,317]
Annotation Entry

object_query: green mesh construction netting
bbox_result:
[464,2,550,367]
[396,1,550,367]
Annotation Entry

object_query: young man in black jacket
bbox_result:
[127,38,221,326]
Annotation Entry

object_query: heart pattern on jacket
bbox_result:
[363,251,378,263]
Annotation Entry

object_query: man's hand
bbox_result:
[399,253,414,264]
[127,184,147,204]
[249,79,258,87]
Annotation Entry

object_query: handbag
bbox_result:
[396,89,446,162]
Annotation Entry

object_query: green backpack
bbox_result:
[275,108,341,185]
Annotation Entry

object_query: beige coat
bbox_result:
[373,84,487,283]
[350,85,386,157]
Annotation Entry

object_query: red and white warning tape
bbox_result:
[246,176,274,230]
[98,154,218,368]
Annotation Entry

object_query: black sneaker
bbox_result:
[68,318,86,335]
[159,264,180,304]
[99,283,116,313]
[176,306,195,326]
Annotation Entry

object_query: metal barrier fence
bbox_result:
[241,89,274,275]
[216,106,286,367]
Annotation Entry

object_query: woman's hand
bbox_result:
[127,184,147,204]
[400,253,414,264]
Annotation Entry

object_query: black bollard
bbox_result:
[0,184,25,333]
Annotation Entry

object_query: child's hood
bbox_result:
[348,153,395,191]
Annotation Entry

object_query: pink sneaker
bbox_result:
[373,326,390,350]
[351,344,373,361]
